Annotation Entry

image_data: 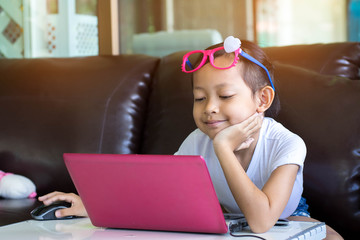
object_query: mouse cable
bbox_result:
[229,233,266,239]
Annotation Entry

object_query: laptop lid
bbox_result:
[64,153,228,234]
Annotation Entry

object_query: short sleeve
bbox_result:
[271,133,307,174]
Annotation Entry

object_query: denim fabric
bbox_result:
[290,197,311,217]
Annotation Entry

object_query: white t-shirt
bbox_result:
[175,117,306,219]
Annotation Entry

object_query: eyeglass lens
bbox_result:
[184,51,236,72]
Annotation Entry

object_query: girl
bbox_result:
[39,36,342,239]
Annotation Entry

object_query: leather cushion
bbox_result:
[264,42,360,80]
[273,62,360,237]
[141,52,196,154]
[0,55,159,195]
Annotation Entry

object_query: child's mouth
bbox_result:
[205,120,226,128]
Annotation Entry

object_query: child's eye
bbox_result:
[194,97,205,102]
[219,95,234,99]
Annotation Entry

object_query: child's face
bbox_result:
[193,56,259,139]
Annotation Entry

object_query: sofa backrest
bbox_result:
[0,55,159,194]
[263,42,360,80]
[141,52,196,155]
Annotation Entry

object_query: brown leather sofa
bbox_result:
[1,42,359,239]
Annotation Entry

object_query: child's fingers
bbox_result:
[55,207,75,218]
[214,112,263,151]
[241,113,263,135]
[247,114,263,134]
[241,112,261,128]
[233,114,262,150]
[38,191,63,203]
[39,192,74,206]
[236,138,255,151]
[38,191,58,201]
[242,112,259,125]
[56,196,87,217]
[39,192,88,217]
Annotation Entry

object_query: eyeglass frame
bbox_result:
[181,46,276,91]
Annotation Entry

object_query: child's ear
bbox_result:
[256,86,275,114]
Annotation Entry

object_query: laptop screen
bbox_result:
[64,153,228,234]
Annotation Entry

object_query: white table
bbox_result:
[0,218,326,240]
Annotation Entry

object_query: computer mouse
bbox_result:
[31,201,74,220]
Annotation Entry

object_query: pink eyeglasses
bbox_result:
[181,46,275,91]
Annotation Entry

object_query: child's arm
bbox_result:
[213,114,299,233]
[38,191,88,217]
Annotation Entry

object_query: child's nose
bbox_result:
[204,99,218,114]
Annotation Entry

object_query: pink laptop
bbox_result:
[63,153,228,234]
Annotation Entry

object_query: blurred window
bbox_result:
[255,0,347,47]
[0,0,98,58]
[1,0,354,58]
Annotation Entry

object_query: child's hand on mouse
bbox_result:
[38,191,88,218]
[213,112,263,152]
